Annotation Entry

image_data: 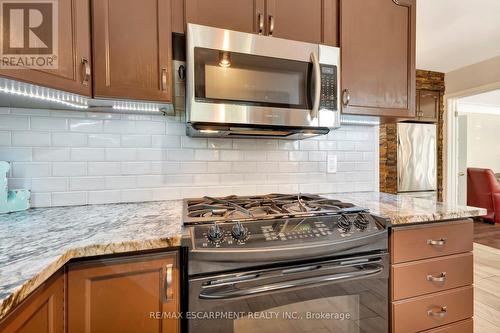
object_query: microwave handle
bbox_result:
[310,52,321,120]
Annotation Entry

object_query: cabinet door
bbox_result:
[341,0,416,117]
[0,270,64,333]
[266,0,322,43]
[186,0,264,34]
[92,0,172,102]
[0,0,91,96]
[68,252,179,333]
[418,90,439,122]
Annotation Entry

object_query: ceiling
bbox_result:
[416,0,500,73]
[459,89,500,107]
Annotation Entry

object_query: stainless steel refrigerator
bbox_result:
[397,123,437,197]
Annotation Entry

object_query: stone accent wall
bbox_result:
[379,70,445,201]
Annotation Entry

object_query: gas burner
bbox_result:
[337,215,352,232]
[183,193,360,225]
[354,214,370,230]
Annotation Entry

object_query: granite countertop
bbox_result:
[0,200,186,320]
[0,192,486,321]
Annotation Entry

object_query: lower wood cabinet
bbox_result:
[391,219,474,333]
[0,270,64,333]
[67,251,179,333]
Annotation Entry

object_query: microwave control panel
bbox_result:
[319,65,338,111]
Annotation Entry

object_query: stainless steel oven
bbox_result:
[188,252,389,333]
[186,24,340,139]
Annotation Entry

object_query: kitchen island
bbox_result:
[0,192,486,332]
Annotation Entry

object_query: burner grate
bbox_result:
[183,193,357,224]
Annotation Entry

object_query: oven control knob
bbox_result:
[231,222,248,241]
[207,223,224,243]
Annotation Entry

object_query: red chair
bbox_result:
[467,168,500,223]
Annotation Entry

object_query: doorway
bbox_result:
[446,88,500,205]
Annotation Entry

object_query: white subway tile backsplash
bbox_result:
[168,149,193,161]
[52,192,87,206]
[151,161,180,174]
[136,149,165,161]
[289,151,308,161]
[105,148,137,161]
[71,148,105,161]
[103,120,135,133]
[53,162,87,176]
[2,108,378,207]
[151,135,181,148]
[266,151,288,161]
[33,148,69,161]
[0,147,32,161]
[70,177,105,191]
[121,135,152,148]
[135,121,165,134]
[88,162,121,176]
[299,140,318,151]
[12,131,51,146]
[121,162,151,175]
[0,131,11,146]
[121,189,152,203]
[30,192,51,207]
[52,133,87,147]
[0,115,29,130]
[194,149,219,161]
[88,134,120,147]
[31,117,67,130]
[182,137,207,149]
[106,176,137,189]
[70,119,103,132]
[207,138,232,149]
[32,178,68,192]
[207,161,232,173]
[11,162,50,178]
[88,190,121,205]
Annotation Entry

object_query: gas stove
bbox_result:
[183,194,388,270]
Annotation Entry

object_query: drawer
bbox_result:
[392,252,473,300]
[422,318,473,332]
[391,220,473,263]
[392,285,473,333]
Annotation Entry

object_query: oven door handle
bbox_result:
[199,264,383,300]
[310,52,321,120]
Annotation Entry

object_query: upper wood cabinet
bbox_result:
[67,251,179,333]
[91,0,173,102]
[0,270,64,333]
[417,90,439,122]
[340,0,416,117]
[0,0,92,96]
[185,0,338,46]
[186,0,264,35]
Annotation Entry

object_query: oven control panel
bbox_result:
[319,64,338,111]
[191,213,384,249]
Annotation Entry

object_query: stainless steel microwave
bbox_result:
[186,24,340,139]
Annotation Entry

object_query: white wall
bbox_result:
[0,107,379,208]
[465,112,500,173]
[446,55,500,96]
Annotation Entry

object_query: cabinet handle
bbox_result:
[258,13,264,35]
[342,89,351,106]
[81,57,91,85]
[427,272,447,282]
[269,15,275,36]
[161,68,168,91]
[165,263,173,301]
[427,238,447,246]
[427,306,447,318]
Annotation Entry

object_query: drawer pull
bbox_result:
[427,238,447,246]
[165,264,173,301]
[427,306,447,318]
[427,272,447,282]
